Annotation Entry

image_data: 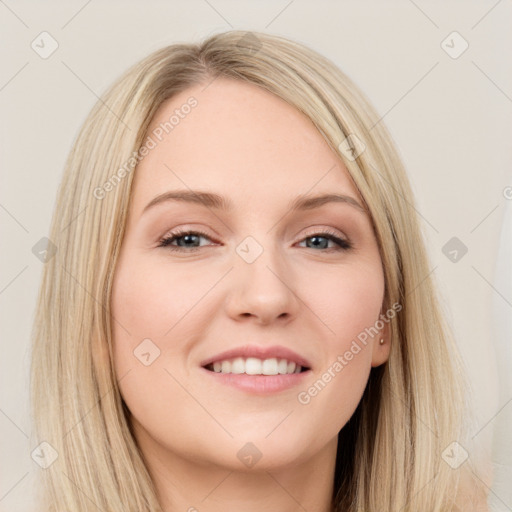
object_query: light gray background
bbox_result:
[1,1,511,510]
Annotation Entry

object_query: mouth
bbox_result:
[200,344,312,375]
[199,345,312,393]
[203,357,310,375]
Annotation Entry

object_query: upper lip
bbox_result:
[200,345,312,369]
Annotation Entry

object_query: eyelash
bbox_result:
[157,228,353,253]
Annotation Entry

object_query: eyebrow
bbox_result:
[142,190,367,215]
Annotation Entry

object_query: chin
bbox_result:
[209,444,313,473]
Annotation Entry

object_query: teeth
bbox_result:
[277,359,288,374]
[232,357,244,374]
[262,358,278,375]
[208,357,304,375]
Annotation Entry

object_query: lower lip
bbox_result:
[200,367,310,394]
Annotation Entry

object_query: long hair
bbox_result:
[30,29,486,511]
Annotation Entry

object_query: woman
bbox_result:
[30,30,489,511]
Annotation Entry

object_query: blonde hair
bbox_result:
[31,30,487,511]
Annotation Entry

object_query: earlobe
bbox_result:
[371,336,391,367]
[371,315,391,367]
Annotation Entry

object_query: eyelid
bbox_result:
[159,224,217,241]
[300,225,347,239]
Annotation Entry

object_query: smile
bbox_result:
[204,357,309,375]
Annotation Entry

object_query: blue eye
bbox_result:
[158,230,212,251]
[158,229,352,252]
[298,230,352,251]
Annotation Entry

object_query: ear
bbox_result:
[371,314,391,368]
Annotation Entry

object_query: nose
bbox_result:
[224,243,301,326]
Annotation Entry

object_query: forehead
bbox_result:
[130,77,361,215]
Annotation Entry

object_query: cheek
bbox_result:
[304,260,384,348]
[110,254,189,436]
[293,261,383,424]
[110,253,171,384]
[110,252,214,408]
[111,254,207,348]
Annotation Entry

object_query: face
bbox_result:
[111,77,389,472]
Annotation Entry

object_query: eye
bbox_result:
[158,228,352,252]
[158,229,215,252]
[297,229,352,251]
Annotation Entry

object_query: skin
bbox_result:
[111,77,390,512]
